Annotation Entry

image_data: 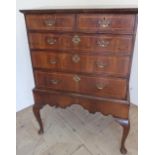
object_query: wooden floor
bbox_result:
[16,104,138,155]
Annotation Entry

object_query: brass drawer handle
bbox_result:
[72,35,81,44]
[96,83,105,90]
[96,61,107,69]
[50,79,60,85]
[98,18,111,28]
[97,40,109,47]
[44,19,56,27]
[72,54,80,63]
[49,60,57,64]
[73,75,81,82]
[46,38,57,45]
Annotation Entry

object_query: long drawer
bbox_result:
[77,14,135,34]
[29,33,133,55]
[32,51,130,77]
[26,14,75,31]
[34,71,127,99]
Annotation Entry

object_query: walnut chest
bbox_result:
[20,8,137,154]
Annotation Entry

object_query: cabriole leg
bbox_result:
[33,104,44,134]
[115,118,130,154]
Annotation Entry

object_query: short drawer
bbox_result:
[34,71,127,99]
[77,14,135,34]
[29,33,133,55]
[32,51,130,77]
[33,89,129,119]
[26,14,75,31]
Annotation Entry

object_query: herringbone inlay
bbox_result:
[16,104,138,155]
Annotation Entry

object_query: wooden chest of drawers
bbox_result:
[20,8,137,154]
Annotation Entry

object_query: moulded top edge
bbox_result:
[20,8,138,14]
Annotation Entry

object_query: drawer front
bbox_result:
[34,71,127,99]
[34,89,129,119]
[77,14,135,34]
[26,14,75,31]
[29,33,133,54]
[32,52,130,77]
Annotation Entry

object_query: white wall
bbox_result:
[16,0,138,111]
[130,35,138,105]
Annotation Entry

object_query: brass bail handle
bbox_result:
[98,18,111,28]
[46,38,57,45]
[44,19,56,26]
[97,40,109,47]
[73,75,81,83]
[50,79,60,85]
[96,83,106,90]
[96,61,107,69]
[49,59,57,64]
[44,15,56,27]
